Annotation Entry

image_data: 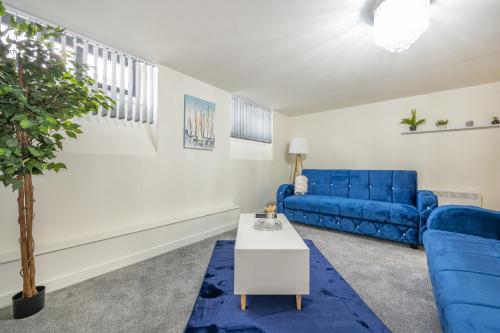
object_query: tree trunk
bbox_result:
[17,175,31,297]
[16,131,37,298]
[16,58,37,298]
[24,173,37,295]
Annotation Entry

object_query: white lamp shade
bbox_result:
[289,137,308,154]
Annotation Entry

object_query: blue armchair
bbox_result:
[424,206,500,333]
[277,169,437,246]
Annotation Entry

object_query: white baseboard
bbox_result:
[0,208,239,308]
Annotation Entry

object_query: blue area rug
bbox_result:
[185,240,391,333]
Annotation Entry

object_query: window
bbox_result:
[1,7,157,124]
[231,96,272,143]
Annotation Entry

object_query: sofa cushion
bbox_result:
[432,268,500,310]
[444,304,500,333]
[424,230,500,333]
[424,230,500,257]
[303,170,332,196]
[284,195,322,212]
[318,196,363,218]
[302,169,417,205]
[393,171,418,205]
[364,200,419,227]
[317,197,418,227]
[285,195,418,227]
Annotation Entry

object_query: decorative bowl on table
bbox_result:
[254,216,283,231]
[254,203,282,231]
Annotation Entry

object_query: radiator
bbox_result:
[433,191,482,207]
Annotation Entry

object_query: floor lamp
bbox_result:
[289,137,309,182]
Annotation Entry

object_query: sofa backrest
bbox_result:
[302,169,417,206]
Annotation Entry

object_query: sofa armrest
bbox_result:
[427,205,500,240]
[417,190,438,244]
[276,184,294,213]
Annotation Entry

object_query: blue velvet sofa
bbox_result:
[276,169,438,246]
[423,205,500,333]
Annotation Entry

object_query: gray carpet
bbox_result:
[0,223,441,333]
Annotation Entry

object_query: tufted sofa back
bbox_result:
[302,169,417,206]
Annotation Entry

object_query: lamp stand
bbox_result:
[293,154,303,182]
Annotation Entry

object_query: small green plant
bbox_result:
[435,119,449,127]
[400,109,426,131]
[492,116,500,125]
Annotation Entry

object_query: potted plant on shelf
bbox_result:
[400,109,426,131]
[492,117,500,125]
[435,119,448,129]
[0,3,113,319]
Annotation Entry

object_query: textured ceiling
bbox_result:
[6,0,500,115]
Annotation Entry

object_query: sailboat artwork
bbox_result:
[184,95,216,150]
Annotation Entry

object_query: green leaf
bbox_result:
[54,162,66,172]
[47,162,67,172]
[5,138,18,148]
[45,116,57,124]
[39,125,49,134]
[12,114,25,122]
[20,119,31,129]
[0,85,13,95]
[12,179,24,191]
[0,148,5,156]
[28,147,42,157]
[0,2,5,16]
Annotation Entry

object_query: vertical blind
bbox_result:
[231,96,272,144]
[1,7,157,124]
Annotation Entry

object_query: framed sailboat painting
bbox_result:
[183,95,216,150]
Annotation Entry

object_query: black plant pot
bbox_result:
[493,120,500,125]
[409,125,417,131]
[12,286,45,319]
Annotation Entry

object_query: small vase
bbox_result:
[437,125,447,130]
[409,125,417,132]
[265,213,275,226]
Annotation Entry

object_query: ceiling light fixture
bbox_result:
[374,0,430,53]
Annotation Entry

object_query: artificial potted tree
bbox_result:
[400,109,426,131]
[0,3,113,318]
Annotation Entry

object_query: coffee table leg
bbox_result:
[296,295,301,310]
[241,295,246,310]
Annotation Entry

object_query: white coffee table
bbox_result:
[234,213,309,310]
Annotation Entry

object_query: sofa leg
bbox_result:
[410,244,418,249]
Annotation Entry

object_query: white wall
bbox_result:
[290,82,500,210]
[0,64,291,306]
[230,138,273,161]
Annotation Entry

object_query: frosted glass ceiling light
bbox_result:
[374,0,430,53]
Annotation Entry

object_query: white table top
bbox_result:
[235,213,308,251]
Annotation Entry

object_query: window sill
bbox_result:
[62,116,158,156]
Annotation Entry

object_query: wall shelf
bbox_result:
[401,124,499,135]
